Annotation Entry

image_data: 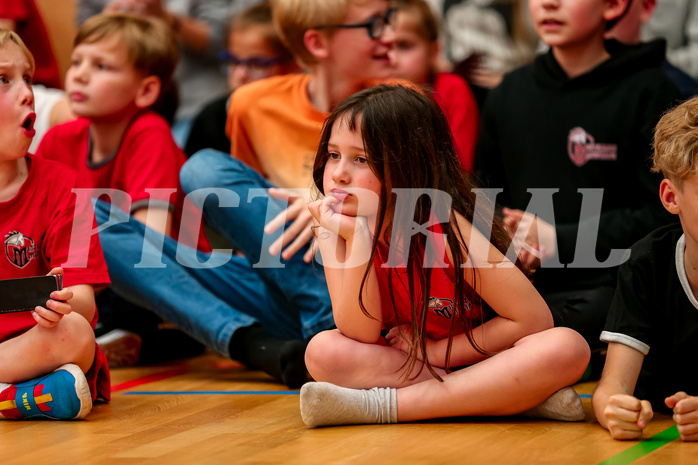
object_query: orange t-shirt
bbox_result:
[226,74,325,190]
[226,74,413,190]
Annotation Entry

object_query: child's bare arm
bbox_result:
[665,392,698,441]
[64,284,96,323]
[34,268,95,327]
[132,206,173,237]
[309,197,382,343]
[592,342,652,440]
[431,213,553,367]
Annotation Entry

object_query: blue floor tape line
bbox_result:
[124,391,300,395]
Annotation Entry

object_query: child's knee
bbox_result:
[305,330,343,380]
[53,313,96,364]
[548,327,591,375]
[180,149,232,193]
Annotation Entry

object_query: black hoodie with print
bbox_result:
[476,39,681,295]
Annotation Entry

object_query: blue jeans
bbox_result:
[94,150,334,356]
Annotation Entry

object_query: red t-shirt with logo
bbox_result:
[374,224,482,341]
[36,111,210,252]
[0,156,111,400]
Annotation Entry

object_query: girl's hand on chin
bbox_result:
[318,195,361,239]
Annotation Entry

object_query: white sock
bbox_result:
[521,386,585,422]
[300,382,398,427]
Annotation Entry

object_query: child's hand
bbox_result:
[385,324,412,354]
[603,394,653,440]
[386,324,442,365]
[33,268,73,328]
[310,194,365,240]
[666,392,698,441]
[503,208,557,269]
[266,188,316,262]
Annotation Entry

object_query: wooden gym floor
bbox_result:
[0,352,693,465]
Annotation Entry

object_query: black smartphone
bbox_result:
[0,275,63,314]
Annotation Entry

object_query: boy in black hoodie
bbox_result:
[475,0,680,353]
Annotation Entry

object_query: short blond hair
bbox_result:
[652,97,698,188]
[0,29,35,74]
[75,13,178,90]
[271,0,354,67]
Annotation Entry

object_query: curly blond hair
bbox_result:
[652,97,698,188]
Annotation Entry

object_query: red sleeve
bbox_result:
[118,114,184,212]
[433,73,480,173]
[42,167,110,289]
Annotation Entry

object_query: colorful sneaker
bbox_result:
[0,364,92,420]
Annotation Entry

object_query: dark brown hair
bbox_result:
[313,84,515,380]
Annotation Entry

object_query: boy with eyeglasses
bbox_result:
[184,1,299,157]
[95,0,399,388]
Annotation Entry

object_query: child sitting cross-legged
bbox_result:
[0,29,111,420]
[300,84,590,427]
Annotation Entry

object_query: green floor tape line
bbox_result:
[597,425,680,465]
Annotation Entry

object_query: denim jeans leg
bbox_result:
[93,200,304,355]
[180,150,334,339]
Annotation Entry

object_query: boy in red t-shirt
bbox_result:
[36,13,209,366]
[0,30,111,420]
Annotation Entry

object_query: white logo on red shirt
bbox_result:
[4,231,38,269]
[567,127,618,167]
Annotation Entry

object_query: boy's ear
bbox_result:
[134,75,162,109]
[640,0,657,23]
[604,0,630,23]
[304,29,330,61]
[659,178,680,215]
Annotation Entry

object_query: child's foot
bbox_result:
[279,340,309,389]
[229,325,309,389]
[96,329,142,367]
[300,381,397,427]
[520,386,585,422]
[0,364,92,420]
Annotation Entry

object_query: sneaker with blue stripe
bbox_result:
[0,364,92,420]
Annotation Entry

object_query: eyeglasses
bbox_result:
[219,51,289,69]
[316,8,395,40]
[219,51,290,79]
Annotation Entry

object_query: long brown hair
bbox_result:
[313,84,515,380]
